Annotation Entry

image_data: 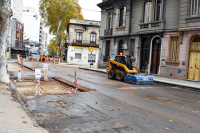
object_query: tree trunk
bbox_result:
[0,0,12,83]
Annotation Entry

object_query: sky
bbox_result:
[78,0,102,21]
[22,0,102,41]
[23,0,102,21]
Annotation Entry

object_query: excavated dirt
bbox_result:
[13,80,71,95]
[8,63,31,72]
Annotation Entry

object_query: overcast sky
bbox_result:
[79,0,102,21]
[22,0,102,41]
[23,0,102,21]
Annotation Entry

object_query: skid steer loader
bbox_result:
[106,55,153,85]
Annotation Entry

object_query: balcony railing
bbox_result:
[71,39,99,46]
[139,21,163,29]
[104,29,112,36]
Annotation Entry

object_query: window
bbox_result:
[76,32,82,43]
[190,0,200,16]
[75,53,82,59]
[119,8,124,26]
[88,54,96,63]
[143,0,163,23]
[116,7,126,27]
[155,0,163,21]
[90,33,96,44]
[144,2,152,23]
[107,12,112,29]
[171,37,179,61]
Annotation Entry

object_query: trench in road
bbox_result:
[24,62,200,132]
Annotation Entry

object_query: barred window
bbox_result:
[190,0,200,16]
[171,37,179,61]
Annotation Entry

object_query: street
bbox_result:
[9,61,200,133]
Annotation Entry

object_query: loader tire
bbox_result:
[116,71,125,81]
[108,70,116,79]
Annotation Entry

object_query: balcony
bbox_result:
[139,21,164,29]
[104,29,112,36]
[70,39,99,47]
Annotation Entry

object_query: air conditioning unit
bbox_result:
[122,44,128,49]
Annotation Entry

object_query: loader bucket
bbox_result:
[124,75,153,85]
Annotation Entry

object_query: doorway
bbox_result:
[141,38,150,73]
[151,38,161,74]
[188,36,200,81]
[131,39,135,57]
[118,39,124,55]
[105,40,110,57]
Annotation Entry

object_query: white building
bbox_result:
[11,0,23,21]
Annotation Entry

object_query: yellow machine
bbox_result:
[106,55,154,85]
[106,55,137,81]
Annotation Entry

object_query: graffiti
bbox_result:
[166,68,170,73]
[111,53,116,56]
[177,69,182,74]
[84,56,87,60]
[110,49,115,52]
[69,56,74,61]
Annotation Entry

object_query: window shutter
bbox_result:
[106,13,109,29]
[116,9,120,27]
[123,7,126,26]
[110,12,113,29]
[149,2,152,22]
[144,3,149,23]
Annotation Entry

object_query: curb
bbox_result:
[79,67,200,90]
[10,82,49,133]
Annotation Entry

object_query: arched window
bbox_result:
[90,32,96,44]
[118,39,124,55]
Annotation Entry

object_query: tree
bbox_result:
[39,0,83,57]
[47,38,57,56]
[0,0,12,83]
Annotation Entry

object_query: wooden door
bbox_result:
[194,53,200,81]
[141,39,150,73]
[105,41,110,57]
[151,38,161,74]
[151,44,158,74]
[188,36,200,81]
[188,52,196,80]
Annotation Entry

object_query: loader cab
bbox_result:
[114,55,133,70]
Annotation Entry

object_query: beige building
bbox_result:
[66,18,100,66]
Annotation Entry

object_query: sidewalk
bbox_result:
[79,67,200,89]
[0,84,47,133]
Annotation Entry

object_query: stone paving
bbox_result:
[0,83,46,133]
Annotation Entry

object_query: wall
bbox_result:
[68,46,99,66]
[99,10,107,37]
[112,0,130,36]
[159,31,200,80]
[68,24,100,44]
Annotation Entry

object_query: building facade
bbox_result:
[66,18,100,66]
[98,0,200,82]
[11,0,23,21]
[10,18,25,59]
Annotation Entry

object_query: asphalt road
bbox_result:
[19,61,200,133]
